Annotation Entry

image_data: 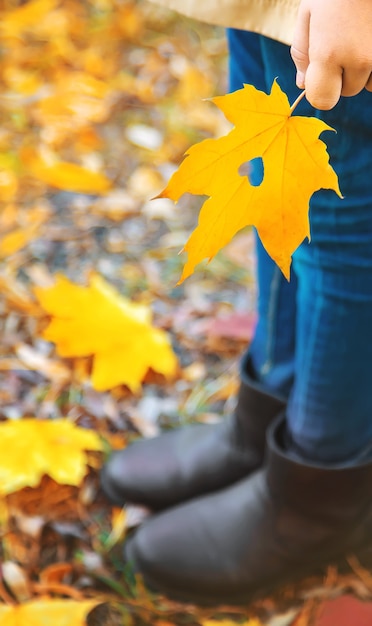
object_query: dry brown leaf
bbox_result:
[16,343,71,385]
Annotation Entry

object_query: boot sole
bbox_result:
[130,540,372,607]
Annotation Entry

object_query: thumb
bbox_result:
[291,4,310,88]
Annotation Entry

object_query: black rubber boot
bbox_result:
[124,414,372,605]
[101,353,286,509]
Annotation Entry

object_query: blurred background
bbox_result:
[0,2,259,619]
[0,0,257,438]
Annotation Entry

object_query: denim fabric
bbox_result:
[227,28,372,462]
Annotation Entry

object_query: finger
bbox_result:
[366,73,372,92]
[341,67,372,96]
[291,46,309,87]
[291,3,310,88]
[305,60,343,109]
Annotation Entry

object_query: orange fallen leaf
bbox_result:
[31,582,84,600]
[0,419,102,495]
[160,81,342,281]
[0,599,98,625]
[34,273,177,392]
[39,562,74,585]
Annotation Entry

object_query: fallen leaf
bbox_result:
[16,343,71,385]
[126,124,163,150]
[0,169,18,202]
[22,149,111,194]
[0,599,98,626]
[34,273,178,391]
[160,81,342,281]
[193,312,256,341]
[0,0,58,38]
[0,418,103,495]
[0,225,40,257]
[0,272,42,315]
[202,620,263,626]
[0,203,50,257]
[90,190,140,221]
[104,506,127,549]
[2,561,31,602]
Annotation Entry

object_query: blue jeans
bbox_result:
[228,29,372,463]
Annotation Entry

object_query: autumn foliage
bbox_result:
[0,0,191,622]
[0,0,351,623]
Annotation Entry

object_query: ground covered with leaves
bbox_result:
[0,1,371,625]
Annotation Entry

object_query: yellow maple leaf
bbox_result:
[160,81,342,281]
[0,599,98,625]
[34,274,177,392]
[0,419,102,495]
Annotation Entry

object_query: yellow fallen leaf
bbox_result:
[0,599,98,625]
[62,72,112,99]
[34,273,177,392]
[176,65,214,105]
[160,81,342,281]
[35,73,113,129]
[30,160,111,194]
[0,204,18,230]
[0,0,58,38]
[3,66,42,95]
[0,224,39,257]
[0,203,50,257]
[22,149,111,194]
[0,169,18,202]
[105,506,127,548]
[0,419,102,495]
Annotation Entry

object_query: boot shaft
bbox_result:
[266,415,372,525]
[234,352,286,449]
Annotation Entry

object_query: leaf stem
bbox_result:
[290,90,306,113]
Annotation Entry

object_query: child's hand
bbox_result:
[291,0,372,109]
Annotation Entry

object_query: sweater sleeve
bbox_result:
[148,0,300,46]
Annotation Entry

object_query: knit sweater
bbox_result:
[151,0,300,45]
